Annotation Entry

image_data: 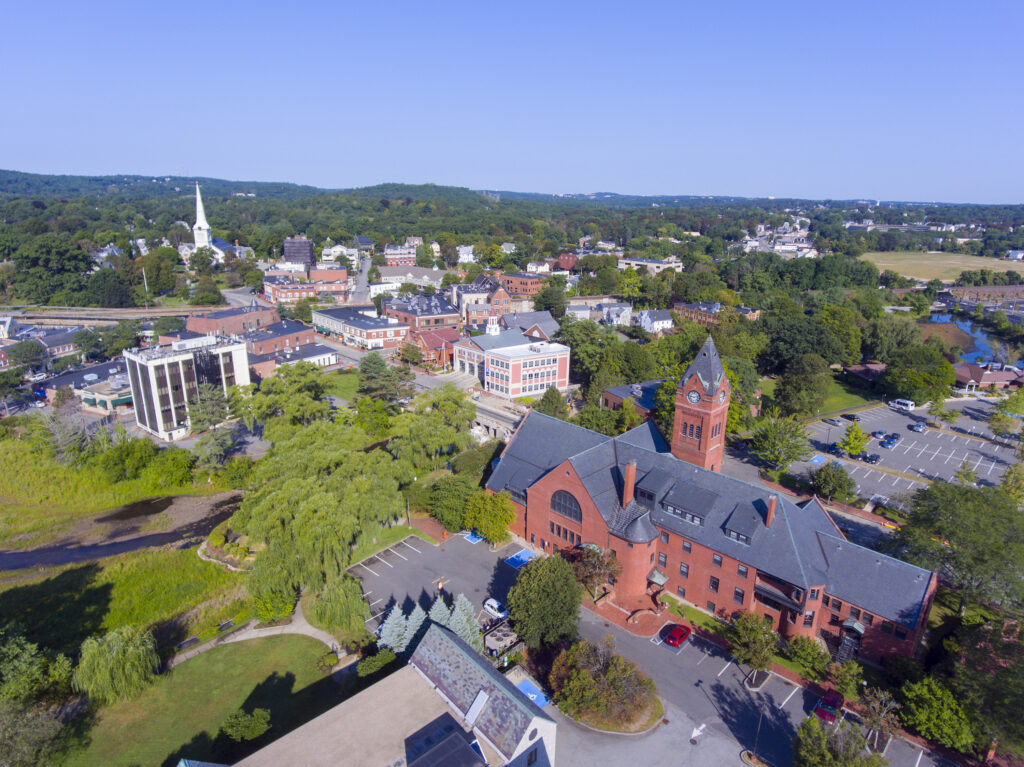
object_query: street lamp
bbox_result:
[752,700,769,760]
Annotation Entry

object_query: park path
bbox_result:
[166,601,340,670]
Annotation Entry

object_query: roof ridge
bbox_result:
[774,496,810,587]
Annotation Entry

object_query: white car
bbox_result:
[483,598,507,620]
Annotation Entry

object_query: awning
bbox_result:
[842,618,865,635]
[647,567,669,587]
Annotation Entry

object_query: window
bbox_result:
[849,607,861,621]
[809,588,819,600]
[822,596,831,608]
[530,534,535,544]
[803,611,814,628]
[894,627,908,641]
[829,614,841,627]
[528,748,538,765]
[725,529,751,544]
[712,554,723,567]
[549,521,555,534]
[660,532,669,544]
[881,621,894,635]
[709,576,720,593]
[695,426,701,440]
[863,613,874,626]
[637,488,655,507]
[551,490,582,522]
[679,562,689,578]
[706,601,716,614]
[682,540,692,554]
[540,539,546,549]
[649,553,654,564]
[677,586,686,599]
[733,588,745,605]
[657,552,667,567]
[737,564,748,579]
[831,600,843,613]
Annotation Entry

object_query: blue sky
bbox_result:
[1,0,1021,202]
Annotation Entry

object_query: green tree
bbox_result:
[750,407,812,473]
[565,547,621,599]
[793,716,888,767]
[830,660,864,700]
[0,699,61,767]
[220,707,271,742]
[230,362,330,430]
[818,305,863,366]
[152,315,186,336]
[861,687,901,753]
[462,491,515,543]
[85,269,134,307]
[884,345,954,404]
[953,458,977,486]
[507,555,582,648]
[776,353,832,416]
[793,716,833,767]
[189,382,230,433]
[533,283,567,318]
[549,635,655,723]
[309,575,369,633]
[1000,461,1024,505]
[534,385,567,418]
[5,340,45,370]
[72,626,159,705]
[899,676,976,752]
[101,320,140,357]
[0,368,23,417]
[988,409,1018,442]
[837,422,869,456]
[811,462,857,503]
[783,636,831,682]
[895,481,1024,614]
[617,398,643,433]
[398,342,422,365]
[729,610,778,686]
[357,352,414,403]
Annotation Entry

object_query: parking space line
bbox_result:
[364,610,386,625]
[401,539,421,553]
[779,685,798,708]
[369,598,383,607]
[987,462,996,475]
[374,553,394,568]
[973,456,983,471]
[388,547,408,561]
[357,562,379,577]
[891,474,900,484]
[717,659,734,677]
[914,749,923,767]
[944,452,955,464]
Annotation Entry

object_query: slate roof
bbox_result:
[488,411,933,628]
[312,307,403,331]
[681,335,726,395]
[248,343,337,368]
[639,309,673,323]
[382,295,458,316]
[240,319,310,343]
[500,311,559,340]
[409,624,551,761]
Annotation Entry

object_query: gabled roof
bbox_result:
[409,623,551,761]
[499,311,559,340]
[681,335,726,395]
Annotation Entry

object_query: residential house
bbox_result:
[405,236,424,247]
[378,265,451,291]
[555,252,578,271]
[675,301,723,328]
[354,235,375,253]
[487,336,937,664]
[409,327,462,368]
[454,317,570,400]
[596,302,632,326]
[321,243,358,264]
[634,309,674,335]
[601,380,666,417]
[312,307,409,350]
[499,311,559,342]
[526,261,550,274]
[381,294,460,331]
[735,306,761,321]
[456,245,476,264]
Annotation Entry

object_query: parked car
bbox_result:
[483,598,508,620]
[887,432,902,443]
[841,413,861,422]
[813,690,845,725]
[871,430,887,440]
[852,452,869,461]
[663,624,692,647]
[828,443,846,457]
[880,439,896,449]
[866,454,881,464]
[823,417,843,426]
[910,422,926,433]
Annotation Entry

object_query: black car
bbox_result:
[828,443,846,456]
[852,452,869,461]
[887,432,902,442]
[866,454,881,464]
[842,413,861,422]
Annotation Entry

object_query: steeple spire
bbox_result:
[193,183,211,250]
[679,335,726,395]
[194,183,210,229]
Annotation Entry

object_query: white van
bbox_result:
[890,399,916,412]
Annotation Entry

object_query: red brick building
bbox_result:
[408,327,462,368]
[487,336,937,665]
[499,272,544,297]
[240,320,315,355]
[186,304,281,336]
[381,295,459,331]
[452,275,514,325]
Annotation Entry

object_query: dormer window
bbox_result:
[665,503,704,527]
[725,529,751,545]
[636,488,656,508]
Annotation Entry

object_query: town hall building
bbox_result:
[487,336,936,664]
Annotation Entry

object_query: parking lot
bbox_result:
[348,532,518,631]
[795,400,1016,509]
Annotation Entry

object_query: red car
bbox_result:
[663,624,692,647]
[813,690,844,724]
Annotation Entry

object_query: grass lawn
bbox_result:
[348,525,437,565]
[0,548,244,656]
[758,375,879,415]
[64,635,338,767]
[859,251,1024,282]
[323,370,361,401]
[0,440,218,547]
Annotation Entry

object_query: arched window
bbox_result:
[550,490,582,523]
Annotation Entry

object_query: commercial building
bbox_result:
[263,276,348,304]
[282,236,315,268]
[378,265,451,291]
[499,311,559,342]
[499,273,544,297]
[237,624,556,767]
[240,319,315,356]
[487,337,937,665]
[381,294,459,331]
[617,255,684,274]
[40,360,132,414]
[248,343,340,381]
[454,317,570,399]
[383,244,417,266]
[453,275,514,324]
[312,307,409,350]
[186,304,280,337]
[123,336,250,441]
[601,379,667,417]
[408,327,462,368]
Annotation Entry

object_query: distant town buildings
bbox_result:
[383,244,417,267]
[282,236,315,269]
[186,304,280,337]
[454,316,570,399]
[312,307,409,350]
[381,294,459,331]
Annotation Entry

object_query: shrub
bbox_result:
[783,636,830,681]
[356,648,396,678]
[208,521,228,550]
[220,707,271,742]
[222,457,254,489]
[550,635,655,723]
[315,652,338,673]
[251,587,295,624]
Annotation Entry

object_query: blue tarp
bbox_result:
[505,548,537,570]
[464,531,484,544]
[516,679,550,708]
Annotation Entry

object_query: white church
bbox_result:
[178,183,254,265]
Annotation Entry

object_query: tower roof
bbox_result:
[680,335,726,395]
[194,182,210,230]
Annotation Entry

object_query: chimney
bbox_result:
[623,461,637,508]
[766,495,777,528]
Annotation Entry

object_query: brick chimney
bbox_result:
[766,495,777,528]
[623,461,637,508]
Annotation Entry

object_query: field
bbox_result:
[323,370,361,401]
[0,548,244,655]
[63,635,336,767]
[859,251,1024,282]
[759,374,878,415]
[0,439,216,547]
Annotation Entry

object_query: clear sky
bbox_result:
[1,0,1021,203]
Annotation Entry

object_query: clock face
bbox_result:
[718,390,726,404]
[687,390,701,404]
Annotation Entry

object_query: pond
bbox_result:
[921,313,1003,364]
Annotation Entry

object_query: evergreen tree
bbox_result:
[377,607,407,652]
[449,594,484,652]
[428,595,453,628]
[401,604,428,653]
[534,386,567,419]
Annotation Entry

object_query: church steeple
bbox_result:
[193,183,211,250]
[670,335,730,472]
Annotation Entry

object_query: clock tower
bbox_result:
[671,335,730,472]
